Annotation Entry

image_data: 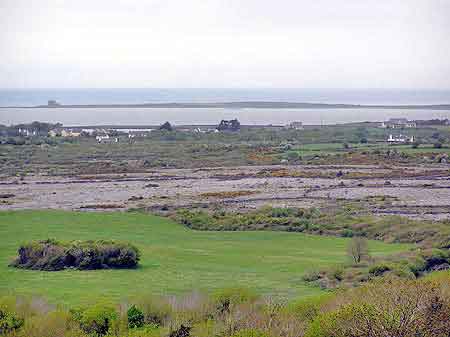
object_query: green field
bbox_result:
[0,210,411,305]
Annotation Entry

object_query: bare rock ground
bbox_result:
[1,164,450,219]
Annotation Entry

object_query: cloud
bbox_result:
[0,0,449,88]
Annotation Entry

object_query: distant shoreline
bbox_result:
[1,101,450,110]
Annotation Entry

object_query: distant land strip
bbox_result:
[2,101,450,109]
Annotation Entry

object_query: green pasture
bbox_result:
[0,210,411,305]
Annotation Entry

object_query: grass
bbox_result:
[0,210,411,306]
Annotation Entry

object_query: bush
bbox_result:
[10,239,140,271]
[288,294,333,323]
[128,305,145,329]
[368,263,391,277]
[15,310,79,337]
[213,287,258,313]
[134,296,172,326]
[306,277,450,337]
[305,303,376,337]
[71,302,118,336]
[0,306,24,334]
[126,324,161,337]
[302,270,321,282]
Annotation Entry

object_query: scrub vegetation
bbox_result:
[0,275,449,337]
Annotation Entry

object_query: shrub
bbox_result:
[306,277,450,337]
[169,324,191,337]
[72,302,118,336]
[213,288,258,314]
[304,303,376,337]
[126,324,161,337]
[368,263,391,277]
[128,305,145,329]
[10,239,140,271]
[302,270,321,282]
[134,296,172,326]
[288,294,333,323]
[0,306,24,334]
[15,310,80,337]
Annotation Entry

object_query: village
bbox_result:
[2,116,448,145]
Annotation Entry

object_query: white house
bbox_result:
[61,129,81,137]
[96,134,118,143]
[387,134,414,143]
[380,118,416,129]
[287,121,304,130]
[18,128,36,137]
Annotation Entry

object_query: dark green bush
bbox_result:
[0,306,24,334]
[11,239,140,271]
[127,305,145,329]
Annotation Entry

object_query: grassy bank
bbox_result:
[0,210,410,305]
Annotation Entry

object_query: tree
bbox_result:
[159,122,173,131]
[347,236,368,264]
[127,305,144,328]
[217,119,240,131]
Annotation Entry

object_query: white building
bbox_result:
[380,118,416,129]
[96,134,118,143]
[61,129,81,137]
[387,134,414,143]
[287,121,303,130]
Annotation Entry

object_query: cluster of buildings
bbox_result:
[378,118,417,144]
[380,118,417,129]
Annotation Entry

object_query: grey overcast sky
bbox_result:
[1,0,449,89]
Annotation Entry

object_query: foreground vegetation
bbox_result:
[1,274,449,337]
[0,210,408,305]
